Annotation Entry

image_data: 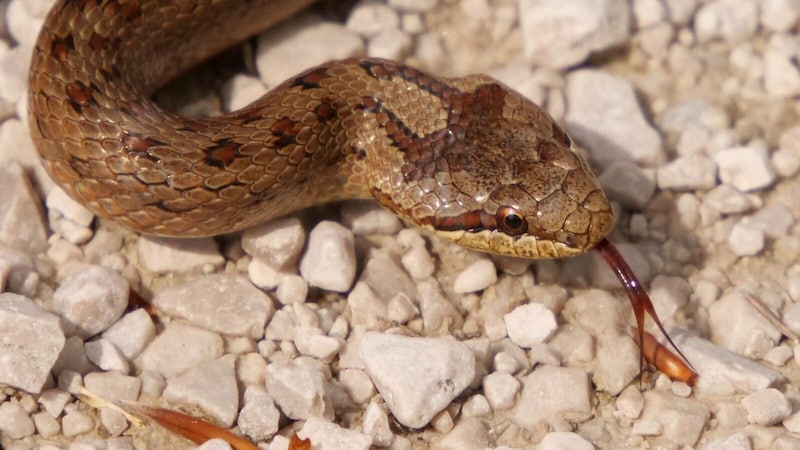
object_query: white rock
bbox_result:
[566,70,664,168]
[399,231,436,280]
[347,281,388,326]
[221,74,267,112]
[84,371,140,435]
[300,221,357,292]
[241,217,305,270]
[700,433,752,450]
[703,184,756,215]
[359,332,475,428]
[453,259,497,293]
[615,385,644,419]
[775,126,800,178]
[656,154,718,191]
[140,322,224,378]
[137,236,224,274]
[761,0,800,31]
[727,222,765,256]
[537,432,594,450]
[102,309,156,360]
[0,293,65,393]
[6,0,52,48]
[368,28,413,60]
[299,417,372,450]
[462,394,492,418]
[638,390,709,446]
[257,15,364,88]
[362,401,393,447]
[433,417,490,450]
[598,161,655,210]
[482,372,520,411]
[389,0,437,11]
[294,326,342,362]
[784,411,800,433]
[0,161,48,254]
[153,274,274,339]
[248,257,280,289]
[418,279,463,334]
[632,0,665,29]
[511,366,592,428]
[593,335,639,395]
[163,355,239,427]
[347,1,400,37]
[46,186,94,231]
[0,401,35,439]
[671,329,784,396]
[341,202,404,237]
[708,291,781,356]
[0,45,31,104]
[649,276,691,323]
[32,411,59,438]
[84,339,130,373]
[266,361,333,420]
[658,98,730,140]
[503,303,557,348]
[764,48,800,98]
[61,410,94,437]
[714,145,776,192]
[741,202,795,239]
[194,439,233,450]
[276,274,308,305]
[38,389,71,417]
[741,388,792,425]
[52,265,128,337]
[339,368,375,405]
[237,386,280,442]
[631,419,662,436]
[694,0,758,44]
[517,0,630,69]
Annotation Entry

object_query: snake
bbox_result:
[28,0,615,259]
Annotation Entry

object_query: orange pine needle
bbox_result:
[120,402,259,450]
[289,434,312,450]
[632,328,698,386]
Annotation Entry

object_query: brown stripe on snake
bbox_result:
[29,0,614,258]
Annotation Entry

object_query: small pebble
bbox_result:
[84,339,130,373]
[152,274,274,339]
[139,322,224,378]
[137,236,224,274]
[741,388,792,425]
[299,417,372,450]
[241,217,305,270]
[299,221,357,292]
[359,332,475,428]
[656,154,718,191]
[714,145,776,192]
[482,372,520,411]
[361,401,393,447]
[236,386,280,442]
[598,161,656,210]
[503,303,557,348]
[453,259,497,293]
[266,361,334,420]
[101,309,156,360]
[163,355,239,427]
[694,0,758,44]
[257,15,364,87]
[0,293,65,393]
[511,366,592,428]
[61,410,94,438]
[432,417,490,450]
[0,162,49,254]
[0,401,35,439]
[538,432,594,450]
[566,69,663,168]
[638,390,709,446]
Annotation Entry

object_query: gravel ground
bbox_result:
[1,0,800,449]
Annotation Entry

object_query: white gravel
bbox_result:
[3,0,800,449]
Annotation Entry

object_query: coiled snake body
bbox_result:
[28,0,615,258]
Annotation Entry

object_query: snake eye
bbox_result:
[496,206,527,236]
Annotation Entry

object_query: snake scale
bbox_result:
[28,0,615,259]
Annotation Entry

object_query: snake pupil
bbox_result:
[497,207,527,236]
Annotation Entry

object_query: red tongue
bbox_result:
[594,238,697,384]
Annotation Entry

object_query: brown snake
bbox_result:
[28,0,615,259]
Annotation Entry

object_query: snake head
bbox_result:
[429,111,615,259]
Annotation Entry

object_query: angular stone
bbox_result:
[0,293,65,393]
[359,332,475,428]
[153,274,274,338]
